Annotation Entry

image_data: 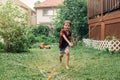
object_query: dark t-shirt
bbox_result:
[59,29,72,48]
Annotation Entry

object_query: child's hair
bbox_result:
[64,20,71,26]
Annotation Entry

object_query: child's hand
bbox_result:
[69,43,74,47]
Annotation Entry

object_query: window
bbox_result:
[43,9,54,16]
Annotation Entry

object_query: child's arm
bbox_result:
[63,35,73,47]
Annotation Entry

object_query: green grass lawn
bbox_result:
[0,44,120,80]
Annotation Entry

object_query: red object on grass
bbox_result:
[40,43,51,49]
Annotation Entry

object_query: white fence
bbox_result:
[83,39,120,51]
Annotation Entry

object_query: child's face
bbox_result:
[64,22,70,31]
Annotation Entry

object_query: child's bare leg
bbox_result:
[65,48,70,69]
[59,53,64,63]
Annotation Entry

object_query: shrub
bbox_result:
[0,42,5,49]
[4,26,31,53]
[28,32,36,45]
[54,0,88,40]
[31,25,57,45]
[32,25,50,37]
[0,0,30,52]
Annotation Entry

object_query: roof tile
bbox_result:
[35,0,63,8]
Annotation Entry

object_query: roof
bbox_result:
[15,0,35,13]
[34,0,63,9]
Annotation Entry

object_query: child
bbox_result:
[59,20,73,69]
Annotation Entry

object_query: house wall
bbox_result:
[1,0,6,5]
[89,25,101,40]
[1,0,36,26]
[105,22,120,39]
[15,0,36,25]
[36,8,57,27]
[88,0,120,40]
[0,0,1,3]
[88,0,120,19]
[88,10,120,40]
[31,13,37,25]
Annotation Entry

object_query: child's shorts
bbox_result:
[60,46,69,53]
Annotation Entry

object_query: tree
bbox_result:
[34,0,41,5]
[54,0,88,42]
[0,0,31,52]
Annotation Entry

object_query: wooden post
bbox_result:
[88,0,90,39]
[89,25,91,39]
[101,22,105,40]
[100,0,104,40]
[101,0,103,18]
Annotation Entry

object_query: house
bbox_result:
[15,0,37,25]
[34,0,63,28]
[0,0,36,25]
[88,0,120,40]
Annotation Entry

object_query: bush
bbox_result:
[28,33,36,45]
[0,0,30,53]
[32,25,50,37]
[54,27,62,42]
[34,35,57,45]
[53,0,88,40]
[31,25,57,45]
[0,42,5,50]
[4,26,31,53]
